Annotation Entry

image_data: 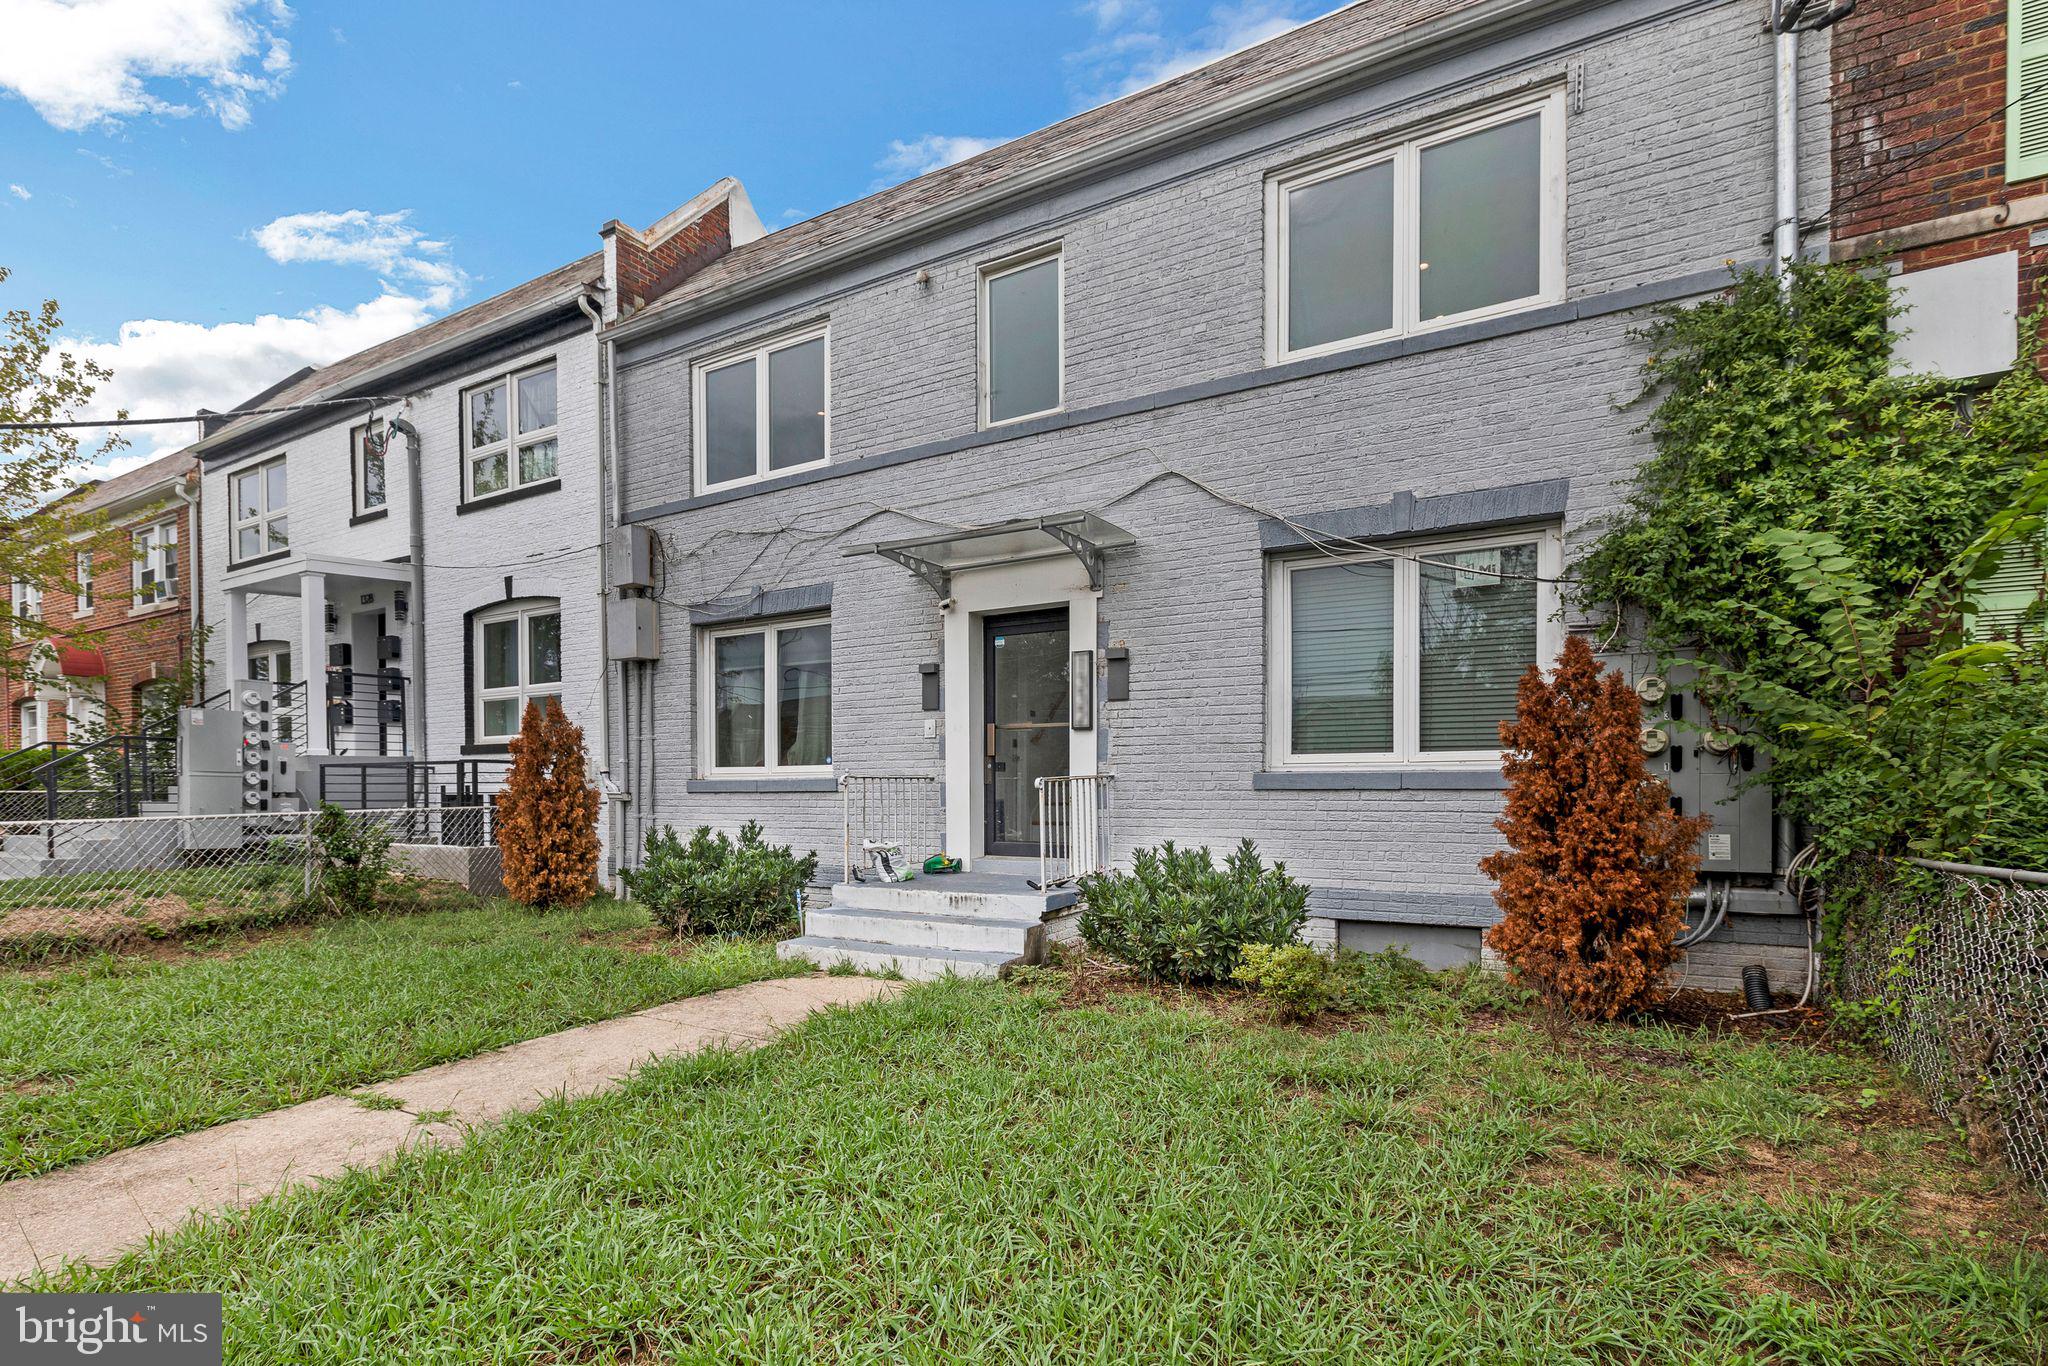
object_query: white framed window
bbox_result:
[697,616,832,774]
[230,458,288,563]
[473,600,562,743]
[1266,91,1566,364]
[134,519,178,607]
[463,362,558,502]
[692,323,830,493]
[12,579,42,622]
[17,699,45,748]
[979,246,1063,427]
[1266,528,1563,769]
[352,418,389,516]
[74,550,94,616]
[246,642,294,685]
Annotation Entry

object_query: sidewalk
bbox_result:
[0,974,903,1284]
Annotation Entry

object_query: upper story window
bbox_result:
[231,457,288,563]
[980,247,1063,427]
[1267,529,1561,768]
[74,551,94,616]
[11,580,41,622]
[698,615,832,774]
[473,600,562,743]
[693,323,829,493]
[352,418,388,516]
[134,519,178,607]
[463,363,558,503]
[1268,92,1564,364]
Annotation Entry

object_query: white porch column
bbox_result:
[224,588,249,689]
[942,601,973,864]
[299,571,329,756]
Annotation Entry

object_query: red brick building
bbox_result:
[1830,0,2048,372]
[4,449,200,753]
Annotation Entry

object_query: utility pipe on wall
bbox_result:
[576,288,626,892]
[387,416,428,759]
[1773,23,1800,283]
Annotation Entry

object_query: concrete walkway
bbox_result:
[0,974,902,1284]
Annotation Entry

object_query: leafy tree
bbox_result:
[1481,636,1708,1021]
[1,266,124,683]
[494,698,601,908]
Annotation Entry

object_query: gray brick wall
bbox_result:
[609,0,1830,930]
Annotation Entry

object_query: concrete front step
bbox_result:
[774,935,1020,981]
[831,879,1075,918]
[805,904,1043,957]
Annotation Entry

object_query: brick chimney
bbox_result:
[601,178,764,322]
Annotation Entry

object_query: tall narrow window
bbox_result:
[74,551,93,616]
[693,324,830,492]
[1270,92,1563,362]
[352,419,388,515]
[699,617,832,773]
[12,580,42,622]
[463,362,558,502]
[1271,531,1558,767]
[473,601,562,743]
[981,249,1062,426]
[134,519,178,605]
[231,458,287,562]
[18,699,44,747]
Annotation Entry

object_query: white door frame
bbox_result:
[940,556,1099,868]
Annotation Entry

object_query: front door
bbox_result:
[984,610,1069,856]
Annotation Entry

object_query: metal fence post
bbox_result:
[301,810,316,901]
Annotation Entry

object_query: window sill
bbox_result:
[129,600,181,618]
[457,479,561,515]
[686,775,837,794]
[461,741,512,756]
[1253,769,1506,791]
[350,507,390,527]
[229,549,291,572]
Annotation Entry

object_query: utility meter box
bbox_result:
[609,525,657,590]
[607,596,662,660]
[1598,649,1776,877]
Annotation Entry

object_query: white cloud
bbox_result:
[251,208,467,306]
[1069,0,1318,104]
[0,0,293,132]
[6,184,28,200]
[872,133,1005,189]
[62,291,441,470]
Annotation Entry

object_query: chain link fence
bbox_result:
[1837,857,2048,1195]
[0,806,491,958]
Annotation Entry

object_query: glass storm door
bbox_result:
[984,611,1069,856]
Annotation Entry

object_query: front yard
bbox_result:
[0,899,805,1177]
[32,957,2046,1362]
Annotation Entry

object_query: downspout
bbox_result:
[174,474,202,704]
[1773,18,1800,284]
[387,416,428,760]
[577,288,625,891]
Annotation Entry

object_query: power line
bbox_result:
[0,395,404,433]
[1808,77,2048,238]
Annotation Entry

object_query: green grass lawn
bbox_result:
[0,899,805,1177]
[37,962,2046,1362]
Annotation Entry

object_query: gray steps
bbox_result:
[805,904,1043,957]
[832,880,1076,918]
[774,935,1018,981]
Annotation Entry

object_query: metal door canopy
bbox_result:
[848,511,1136,598]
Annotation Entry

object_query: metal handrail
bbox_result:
[24,731,175,820]
[840,774,939,883]
[1035,773,1114,890]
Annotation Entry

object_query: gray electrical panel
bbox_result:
[607,596,662,660]
[1599,651,1776,877]
[176,680,298,837]
[608,525,656,589]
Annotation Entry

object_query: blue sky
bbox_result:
[0,0,1322,472]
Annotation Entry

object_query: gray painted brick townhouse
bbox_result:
[600,0,1831,975]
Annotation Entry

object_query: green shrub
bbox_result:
[1233,943,1336,1019]
[1078,839,1308,984]
[310,803,394,917]
[621,821,817,937]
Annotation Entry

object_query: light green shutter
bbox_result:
[1973,536,2047,641]
[2009,0,2048,181]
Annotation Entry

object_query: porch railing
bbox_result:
[1036,773,1113,890]
[840,774,940,883]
